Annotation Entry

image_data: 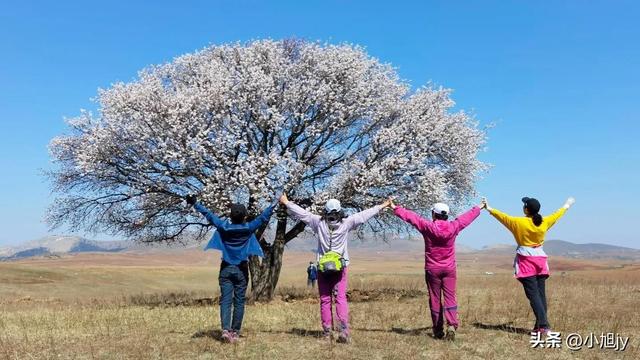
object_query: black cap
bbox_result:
[521,197,541,214]
[230,203,247,223]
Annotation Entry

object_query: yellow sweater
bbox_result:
[488,207,567,247]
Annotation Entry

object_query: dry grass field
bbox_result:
[0,249,638,359]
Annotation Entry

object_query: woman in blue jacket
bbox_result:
[187,195,275,344]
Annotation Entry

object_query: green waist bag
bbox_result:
[318,251,344,273]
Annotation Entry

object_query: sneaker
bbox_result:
[221,330,232,343]
[531,327,550,336]
[321,327,332,340]
[336,331,351,344]
[433,328,445,339]
[229,331,240,344]
[444,326,456,341]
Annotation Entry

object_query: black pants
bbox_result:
[518,275,549,329]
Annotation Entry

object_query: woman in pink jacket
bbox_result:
[391,199,484,341]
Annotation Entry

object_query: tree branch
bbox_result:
[284,221,306,244]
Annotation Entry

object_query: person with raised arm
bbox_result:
[391,198,484,341]
[186,194,276,344]
[482,196,575,336]
[279,193,392,343]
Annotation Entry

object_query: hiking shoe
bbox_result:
[229,331,240,344]
[221,330,232,343]
[444,326,456,341]
[531,327,550,336]
[336,332,351,344]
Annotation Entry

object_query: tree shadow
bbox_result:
[471,322,531,335]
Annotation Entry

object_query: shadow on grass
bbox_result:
[264,326,434,338]
[192,329,224,341]
[391,327,432,336]
[472,322,531,335]
[288,328,326,338]
[353,327,431,336]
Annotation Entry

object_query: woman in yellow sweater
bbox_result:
[482,196,575,334]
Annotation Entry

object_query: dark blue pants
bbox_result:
[219,261,249,332]
[518,275,549,329]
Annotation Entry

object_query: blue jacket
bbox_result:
[307,265,318,280]
[195,202,275,265]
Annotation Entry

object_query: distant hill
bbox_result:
[479,243,514,254]
[542,240,640,260]
[479,240,640,261]
[0,236,129,260]
[2,235,638,261]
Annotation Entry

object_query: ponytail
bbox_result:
[532,213,543,226]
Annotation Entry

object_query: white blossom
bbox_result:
[47,39,486,243]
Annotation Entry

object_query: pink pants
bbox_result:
[425,268,458,332]
[317,267,349,334]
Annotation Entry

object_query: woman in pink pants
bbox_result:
[391,199,484,340]
[280,194,392,343]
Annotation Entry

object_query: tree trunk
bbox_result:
[248,206,287,302]
[248,205,307,302]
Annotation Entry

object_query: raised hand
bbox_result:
[381,198,392,209]
[480,197,491,211]
[279,193,289,205]
[185,194,197,206]
[563,197,575,209]
[388,197,397,209]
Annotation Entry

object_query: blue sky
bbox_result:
[0,1,638,248]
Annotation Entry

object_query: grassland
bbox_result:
[0,249,638,359]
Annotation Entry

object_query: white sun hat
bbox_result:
[325,199,342,212]
[431,203,450,215]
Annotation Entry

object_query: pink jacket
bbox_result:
[394,206,481,270]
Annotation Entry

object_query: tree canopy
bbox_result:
[48,39,487,299]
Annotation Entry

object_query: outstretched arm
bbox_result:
[487,207,518,233]
[344,205,384,230]
[482,197,518,233]
[544,208,566,229]
[452,206,482,232]
[193,202,227,230]
[342,199,392,230]
[545,197,575,229]
[247,205,276,232]
[279,193,322,230]
[393,206,431,233]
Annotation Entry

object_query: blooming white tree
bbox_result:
[48,39,486,300]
